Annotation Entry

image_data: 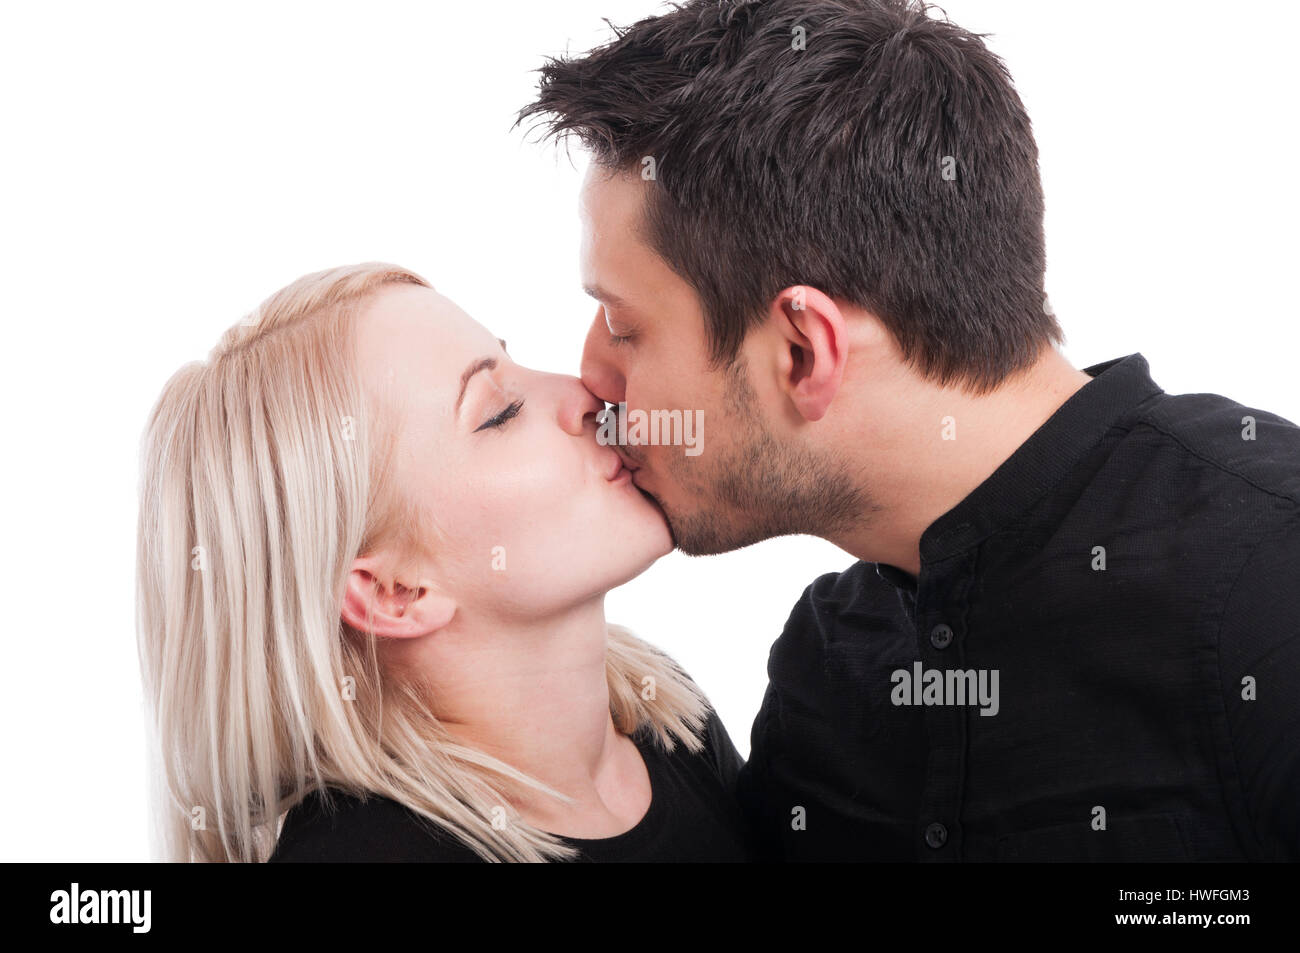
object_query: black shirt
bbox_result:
[269,710,756,862]
[735,353,1300,862]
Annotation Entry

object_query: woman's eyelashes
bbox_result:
[474,399,525,432]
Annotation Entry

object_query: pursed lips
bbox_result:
[603,447,638,481]
[601,444,647,482]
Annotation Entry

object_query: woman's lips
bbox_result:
[603,449,629,483]
[604,448,638,483]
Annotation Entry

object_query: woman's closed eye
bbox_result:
[474,399,525,432]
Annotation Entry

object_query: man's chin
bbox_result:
[631,474,755,556]
[631,480,736,557]
[658,501,774,557]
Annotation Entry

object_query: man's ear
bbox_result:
[771,285,847,422]
[340,554,457,639]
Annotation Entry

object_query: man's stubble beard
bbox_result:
[661,356,877,557]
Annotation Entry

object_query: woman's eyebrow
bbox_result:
[453,340,510,417]
[455,357,497,416]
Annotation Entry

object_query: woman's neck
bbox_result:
[412,596,646,834]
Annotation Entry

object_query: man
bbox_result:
[517,0,1299,860]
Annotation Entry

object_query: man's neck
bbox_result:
[833,347,1094,577]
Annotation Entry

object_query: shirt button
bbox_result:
[929,623,954,649]
[925,822,948,849]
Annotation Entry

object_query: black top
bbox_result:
[269,710,756,862]
[736,353,1300,862]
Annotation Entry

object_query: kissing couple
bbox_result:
[137,0,1299,863]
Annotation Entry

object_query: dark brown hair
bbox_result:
[517,0,1063,392]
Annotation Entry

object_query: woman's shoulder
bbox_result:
[269,788,484,863]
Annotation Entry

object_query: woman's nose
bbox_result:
[557,375,607,437]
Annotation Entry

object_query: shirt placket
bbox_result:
[912,552,974,861]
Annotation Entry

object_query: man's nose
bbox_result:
[580,311,626,406]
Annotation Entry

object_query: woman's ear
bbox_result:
[771,285,848,423]
[340,554,457,639]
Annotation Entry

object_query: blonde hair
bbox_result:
[135,262,711,862]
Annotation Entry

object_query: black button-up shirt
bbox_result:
[735,353,1300,861]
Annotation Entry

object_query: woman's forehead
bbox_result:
[356,284,500,423]
[361,286,493,365]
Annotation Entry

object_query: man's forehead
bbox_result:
[580,164,645,220]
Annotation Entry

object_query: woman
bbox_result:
[136,262,756,862]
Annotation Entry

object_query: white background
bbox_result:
[2,1,1296,860]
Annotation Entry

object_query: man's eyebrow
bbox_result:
[583,285,630,310]
[455,356,497,416]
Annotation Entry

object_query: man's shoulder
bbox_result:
[1126,388,1300,508]
[767,560,910,665]
[797,559,899,610]
[803,558,914,621]
[269,788,483,863]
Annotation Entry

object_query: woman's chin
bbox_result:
[591,478,676,579]
[635,492,675,557]
[608,546,671,593]
[626,479,674,544]
[609,512,674,586]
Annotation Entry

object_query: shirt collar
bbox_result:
[876,352,1164,589]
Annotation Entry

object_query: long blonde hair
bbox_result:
[135,262,710,862]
